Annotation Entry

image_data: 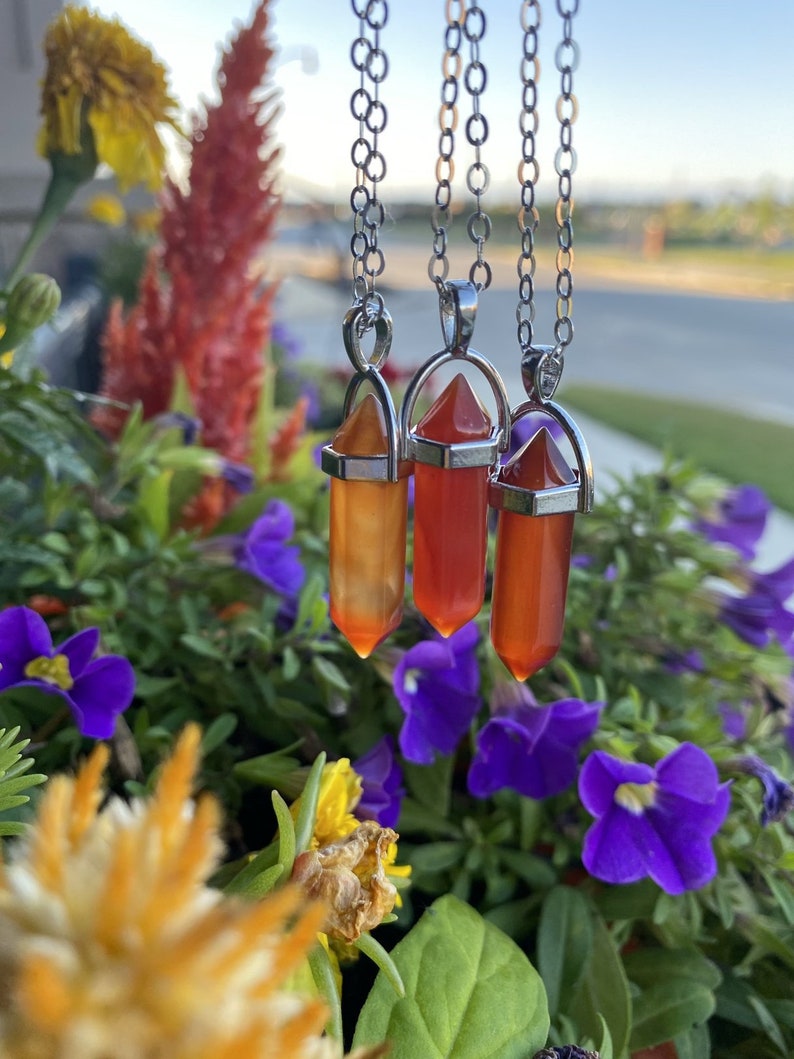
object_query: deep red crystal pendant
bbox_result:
[489,424,579,680]
[412,373,492,636]
[327,392,410,658]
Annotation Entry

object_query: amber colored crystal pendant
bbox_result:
[490,426,577,680]
[412,373,492,636]
[328,393,409,658]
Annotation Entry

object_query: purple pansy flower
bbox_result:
[716,590,794,650]
[579,742,731,894]
[468,681,603,800]
[393,621,481,765]
[692,483,770,561]
[234,499,305,597]
[734,755,794,826]
[354,735,405,829]
[0,606,135,739]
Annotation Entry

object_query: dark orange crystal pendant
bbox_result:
[412,373,492,635]
[490,426,576,679]
[488,353,594,679]
[401,281,511,638]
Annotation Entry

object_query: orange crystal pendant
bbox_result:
[413,373,492,637]
[329,393,409,658]
[490,426,577,680]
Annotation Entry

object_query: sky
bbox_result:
[90,0,794,205]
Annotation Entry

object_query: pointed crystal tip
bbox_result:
[416,372,492,442]
[333,392,388,457]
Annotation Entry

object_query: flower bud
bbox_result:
[6,273,62,332]
[1,274,62,354]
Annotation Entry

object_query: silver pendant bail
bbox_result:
[439,279,478,353]
[521,344,565,403]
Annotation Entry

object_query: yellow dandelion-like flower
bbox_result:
[38,4,180,192]
[85,191,127,227]
[0,725,381,1059]
[289,759,411,934]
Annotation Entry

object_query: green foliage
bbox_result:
[353,894,549,1058]
[3,354,794,1055]
[0,727,47,836]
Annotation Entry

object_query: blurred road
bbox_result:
[275,276,794,425]
[274,269,794,567]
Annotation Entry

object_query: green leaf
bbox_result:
[137,468,173,539]
[308,943,342,1040]
[240,863,284,898]
[629,979,716,1052]
[403,755,454,820]
[353,931,405,998]
[293,752,326,855]
[673,1023,711,1059]
[624,947,721,992]
[352,894,549,1059]
[200,713,238,756]
[593,1014,614,1059]
[272,790,296,877]
[407,841,465,876]
[537,885,594,1017]
[566,912,632,1059]
[179,633,226,661]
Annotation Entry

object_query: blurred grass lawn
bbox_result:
[562,385,794,514]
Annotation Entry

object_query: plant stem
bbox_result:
[4,169,84,290]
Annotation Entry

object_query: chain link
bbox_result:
[516,0,541,349]
[516,0,580,362]
[429,2,492,292]
[350,0,389,323]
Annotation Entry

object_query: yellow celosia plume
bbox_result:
[0,725,382,1059]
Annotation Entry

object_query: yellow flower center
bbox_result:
[614,780,658,815]
[24,653,74,691]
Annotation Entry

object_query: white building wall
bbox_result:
[0,0,61,183]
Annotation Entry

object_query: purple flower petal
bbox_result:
[394,623,481,765]
[234,499,305,597]
[578,752,654,817]
[0,606,135,738]
[582,806,656,886]
[69,656,136,739]
[693,484,770,561]
[579,743,731,895]
[655,741,721,803]
[468,693,602,800]
[0,607,53,687]
[59,627,101,678]
[354,735,405,829]
[753,557,794,606]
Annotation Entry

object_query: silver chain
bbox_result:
[350,0,389,325]
[516,0,580,362]
[429,1,492,292]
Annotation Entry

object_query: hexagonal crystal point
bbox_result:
[490,426,576,680]
[329,394,408,658]
[413,373,492,637]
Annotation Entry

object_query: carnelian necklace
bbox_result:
[323,0,593,681]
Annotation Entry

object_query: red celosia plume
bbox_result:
[94,0,280,471]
